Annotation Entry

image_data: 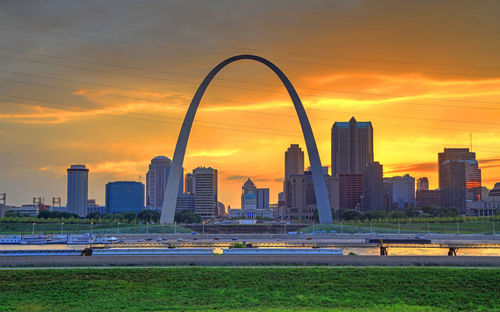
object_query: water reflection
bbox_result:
[1,245,499,256]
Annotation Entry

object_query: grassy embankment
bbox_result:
[0,222,191,234]
[0,268,498,311]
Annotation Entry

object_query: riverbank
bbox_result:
[0,267,498,311]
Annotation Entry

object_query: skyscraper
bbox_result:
[331,117,373,175]
[362,162,384,211]
[106,181,144,214]
[66,164,88,217]
[438,148,476,190]
[146,156,183,210]
[284,144,304,179]
[192,167,218,219]
[339,173,364,210]
[441,159,481,213]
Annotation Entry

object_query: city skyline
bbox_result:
[1,1,500,208]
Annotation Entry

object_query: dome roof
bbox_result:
[153,156,170,160]
[245,191,256,200]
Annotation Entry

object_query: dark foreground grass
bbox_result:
[0,268,499,312]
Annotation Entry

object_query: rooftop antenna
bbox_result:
[470,132,473,152]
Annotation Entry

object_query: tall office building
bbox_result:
[417,177,429,191]
[384,174,415,209]
[146,156,183,210]
[105,181,144,214]
[362,162,384,211]
[283,171,339,220]
[441,159,481,214]
[438,148,476,189]
[66,164,89,217]
[331,117,373,175]
[285,144,304,179]
[192,167,218,219]
[339,173,364,210]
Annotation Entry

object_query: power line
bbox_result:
[2,53,500,114]
[1,16,499,73]
[2,90,499,140]
[3,72,500,130]
[1,47,500,107]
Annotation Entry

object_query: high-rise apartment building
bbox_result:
[105,181,144,214]
[331,117,373,175]
[192,167,218,219]
[384,174,415,209]
[417,177,429,191]
[146,156,183,210]
[284,144,304,179]
[66,164,89,217]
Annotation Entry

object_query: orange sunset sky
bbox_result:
[1,1,500,208]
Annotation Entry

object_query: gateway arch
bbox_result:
[160,55,333,224]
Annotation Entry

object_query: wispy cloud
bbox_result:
[189,149,241,157]
[225,175,247,181]
[90,160,146,175]
[384,161,437,175]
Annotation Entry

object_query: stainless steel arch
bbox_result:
[160,55,333,224]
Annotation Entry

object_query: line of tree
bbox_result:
[1,209,204,225]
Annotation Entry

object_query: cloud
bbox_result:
[89,160,146,175]
[225,175,247,181]
[189,149,241,157]
[385,161,437,175]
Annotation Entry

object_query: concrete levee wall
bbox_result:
[1,255,499,267]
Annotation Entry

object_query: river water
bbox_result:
[1,244,499,256]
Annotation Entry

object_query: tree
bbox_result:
[341,209,362,221]
[174,211,202,224]
[85,212,102,219]
[137,209,160,223]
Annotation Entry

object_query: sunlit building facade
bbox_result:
[66,164,89,217]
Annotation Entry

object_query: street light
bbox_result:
[32,222,35,235]
[90,222,93,235]
[61,222,64,235]
[118,222,120,235]
[174,221,177,234]
[146,222,149,235]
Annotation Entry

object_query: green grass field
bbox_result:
[0,222,191,235]
[0,268,498,311]
[302,221,499,234]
